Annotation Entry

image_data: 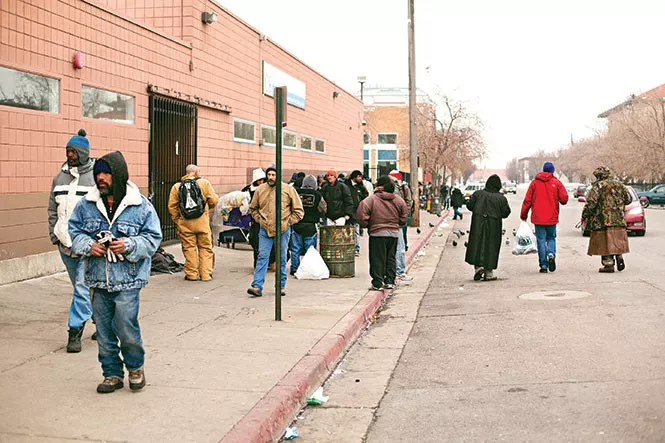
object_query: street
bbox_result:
[295,191,665,442]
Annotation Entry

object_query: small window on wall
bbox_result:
[377,133,398,144]
[0,66,59,113]
[363,132,370,144]
[261,125,276,146]
[233,118,256,143]
[82,86,134,124]
[283,130,297,149]
[301,135,312,151]
[315,139,325,153]
[363,149,369,161]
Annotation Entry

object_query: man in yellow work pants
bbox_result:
[168,165,219,281]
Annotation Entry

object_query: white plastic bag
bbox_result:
[295,246,330,280]
[512,221,537,255]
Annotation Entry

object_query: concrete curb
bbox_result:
[219,210,450,443]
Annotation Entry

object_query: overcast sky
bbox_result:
[218,0,665,168]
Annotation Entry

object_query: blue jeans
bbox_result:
[60,250,92,329]
[354,223,361,253]
[92,288,144,378]
[252,227,291,290]
[290,231,317,273]
[396,227,406,275]
[535,224,557,270]
[453,207,462,219]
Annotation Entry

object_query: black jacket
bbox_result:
[464,175,511,270]
[345,180,369,220]
[294,188,323,236]
[451,188,465,208]
[321,181,354,220]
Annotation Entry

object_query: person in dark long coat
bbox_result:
[464,175,511,281]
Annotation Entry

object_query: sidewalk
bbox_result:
[0,211,446,443]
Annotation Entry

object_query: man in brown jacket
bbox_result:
[357,175,408,291]
[247,166,304,297]
[168,165,219,281]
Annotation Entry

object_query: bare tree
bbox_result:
[418,94,485,190]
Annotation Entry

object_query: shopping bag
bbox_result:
[295,246,330,280]
[512,221,537,255]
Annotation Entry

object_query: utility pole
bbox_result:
[408,0,419,226]
[274,86,287,321]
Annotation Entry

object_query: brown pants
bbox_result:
[180,230,214,280]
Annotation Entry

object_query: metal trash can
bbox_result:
[429,197,440,215]
[319,225,355,278]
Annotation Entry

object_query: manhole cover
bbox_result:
[519,290,591,300]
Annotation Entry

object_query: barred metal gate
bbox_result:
[149,95,197,241]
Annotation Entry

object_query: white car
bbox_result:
[462,183,483,201]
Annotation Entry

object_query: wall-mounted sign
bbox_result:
[262,61,306,109]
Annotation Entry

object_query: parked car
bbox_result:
[579,186,646,237]
[637,184,665,208]
[565,182,581,193]
[573,184,588,198]
[462,183,483,202]
[504,182,517,194]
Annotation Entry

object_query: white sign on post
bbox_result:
[262,61,306,109]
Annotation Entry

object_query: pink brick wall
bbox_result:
[0,0,363,260]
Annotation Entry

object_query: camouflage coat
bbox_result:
[582,167,631,231]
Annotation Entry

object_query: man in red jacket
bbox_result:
[520,162,569,273]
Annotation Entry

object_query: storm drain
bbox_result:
[518,290,591,301]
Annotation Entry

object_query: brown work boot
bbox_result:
[247,287,263,297]
[128,368,146,391]
[97,376,123,393]
[599,266,615,273]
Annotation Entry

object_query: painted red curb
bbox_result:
[220,211,449,443]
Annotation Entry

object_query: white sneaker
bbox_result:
[396,274,413,281]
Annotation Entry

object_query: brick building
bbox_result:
[0,0,363,280]
[360,86,432,181]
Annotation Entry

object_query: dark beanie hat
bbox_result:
[543,162,555,173]
[67,129,90,164]
[266,165,277,175]
[377,175,395,193]
[349,170,363,180]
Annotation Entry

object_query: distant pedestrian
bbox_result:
[465,175,511,281]
[48,129,97,353]
[440,184,450,209]
[291,175,326,275]
[242,168,267,268]
[69,151,162,393]
[247,167,304,297]
[357,176,408,290]
[320,169,354,225]
[345,170,369,256]
[582,166,631,273]
[451,187,464,220]
[520,162,569,273]
[168,165,219,281]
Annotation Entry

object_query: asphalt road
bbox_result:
[297,190,665,443]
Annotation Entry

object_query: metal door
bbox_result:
[149,95,198,241]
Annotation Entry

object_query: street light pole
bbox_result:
[357,75,366,102]
[407,0,419,226]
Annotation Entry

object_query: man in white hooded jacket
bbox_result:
[47,129,97,353]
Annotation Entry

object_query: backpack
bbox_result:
[178,178,206,219]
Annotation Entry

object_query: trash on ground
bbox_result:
[512,221,537,255]
[417,250,426,256]
[452,240,458,246]
[284,426,299,440]
[295,246,329,280]
[306,387,329,405]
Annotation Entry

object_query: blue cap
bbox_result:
[67,129,90,152]
[543,162,555,173]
